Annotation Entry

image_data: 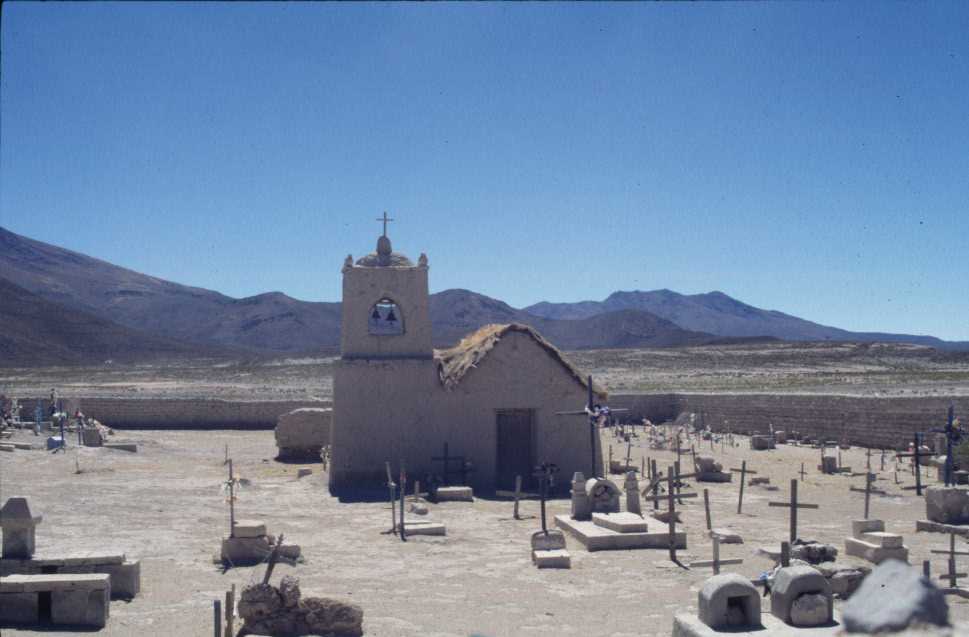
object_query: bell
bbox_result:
[386,309,397,323]
[371,307,381,320]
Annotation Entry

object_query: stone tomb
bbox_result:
[0,573,110,629]
[818,455,838,475]
[844,519,909,564]
[434,486,474,502]
[924,486,969,525]
[673,572,841,637]
[530,530,571,569]
[695,456,732,483]
[750,435,775,451]
[0,497,140,599]
[555,473,687,552]
[221,519,302,564]
[770,565,834,628]
[275,407,331,461]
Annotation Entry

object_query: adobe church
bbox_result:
[329,219,606,494]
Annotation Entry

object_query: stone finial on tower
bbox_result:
[342,255,353,273]
[418,253,428,268]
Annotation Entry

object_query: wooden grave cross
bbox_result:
[532,462,560,534]
[730,461,757,514]
[799,462,806,482]
[897,433,934,496]
[690,535,743,575]
[932,533,969,589]
[703,488,712,532]
[432,443,467,486]
[850,472,887,520]
[554,375,627,477]
[383,461,397,535]
[625,442,633,472]
[637,465,697,562]
[398,460,407,542]
[768,479,820,544]
[496,475,539,520]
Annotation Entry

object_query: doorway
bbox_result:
[496,409,535,491]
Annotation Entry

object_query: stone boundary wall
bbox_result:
[610,393,969,450]
[16,398,332,430]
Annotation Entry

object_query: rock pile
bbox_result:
[238,575,363,637]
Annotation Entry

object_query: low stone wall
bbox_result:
[610,393,969,450]
[17,398,331,430]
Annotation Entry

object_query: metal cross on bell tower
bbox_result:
[376,211,394,237]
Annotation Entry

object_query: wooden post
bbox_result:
[651,460,659,511]
[667,465,677,562]
[228,459,235,538]
[799,462,806,482]
[768,479,819,545]
[225,587,234,637]
[737,461,746,514]
[781,541,791,567]
[214,599,222,637]
[514,475,523,520]
[950,533,957,589]
[703,488,712,531]
[399,461,407,542]
[924,560,931,578]
[385,461,396,534]
[711,535,721,574]
[262,534,283,584]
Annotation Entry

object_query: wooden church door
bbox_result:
[496,409,535,491]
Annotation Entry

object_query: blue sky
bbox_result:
[2,3,968,340]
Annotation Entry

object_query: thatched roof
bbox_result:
[434,323,607,398]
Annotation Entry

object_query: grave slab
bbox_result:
[532,549,571,569]
[673,612,840,636]
[0,591,39,624]
[232,520,267,539]
[435,486,473,502]
[844,537,909,564]
[554,514,686,552]
[401,521,446,537]
[52,586,110,628]
[709,528,743,544]
[591,512,649,533]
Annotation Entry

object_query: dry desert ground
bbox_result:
[2,425,969,636]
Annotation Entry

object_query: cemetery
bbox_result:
[1,227,968,635]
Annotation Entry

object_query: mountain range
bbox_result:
[1,226,965,366]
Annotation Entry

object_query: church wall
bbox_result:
[329,358,442,490]
[340,266,432,359]
[329,331,600,494]
[432,331,598,492]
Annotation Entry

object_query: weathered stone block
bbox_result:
[584,478,620,514]
[0,497,41,559]
[592,512,648,533]
[0,591,39,624]
[770,565,833,626]
[233,520,267,539]
[532,549,570,568]
[925,486,969,524]
[52,587,110,628]
[221,536,272,564]
[435,486,473,502]
[842,559,948,633]
[698,572,761,629]
[275,408,331,461]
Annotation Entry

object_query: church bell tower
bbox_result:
[340,212,432,360]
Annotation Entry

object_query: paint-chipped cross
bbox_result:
[768,479,820,544]
[849,472,887,519]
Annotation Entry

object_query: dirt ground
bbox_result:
[3,342,969,401]
[2,426,968,636]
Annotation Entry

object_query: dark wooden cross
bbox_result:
[933,533,969,589]
[799,462,807,482]
[703,488,712,532]
[533,462,559,534]
[384,461,397,534]
[850,472,887,519]
[398,460,407,542]
[555,375,627,477]
[225,459,237,537]
[768,479,819,544]
[432,443,470,486]
[690,535,743,575]
[625,442,633,472]
[640,464,694,562]
[730,461,757,514]
[496,475,539,520]
[376,211,394,236]
[898,433,934,496]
